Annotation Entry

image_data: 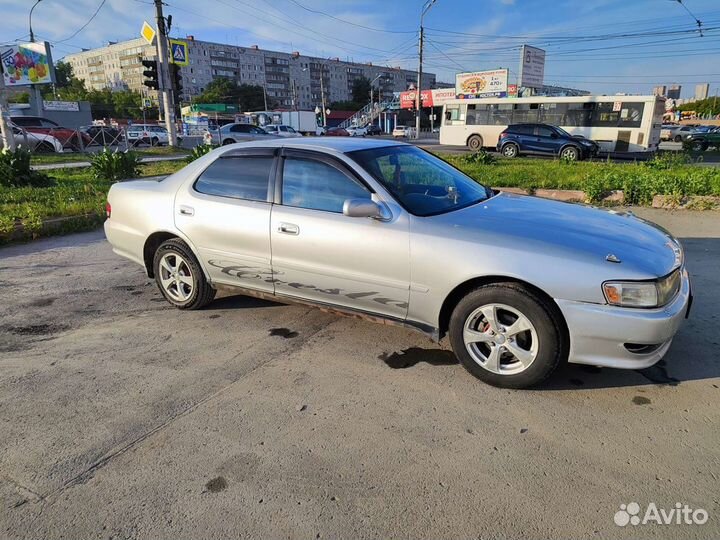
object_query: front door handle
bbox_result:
[278,222,299,235]
[179,205,194,216]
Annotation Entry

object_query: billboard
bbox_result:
[1,41,54,86]
[456,69,508,98]
[399,88,457,109]
[518,45,545,88]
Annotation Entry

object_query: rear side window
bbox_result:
[510,125,534,135]
[195,156,273,202]
[12,117,40,127]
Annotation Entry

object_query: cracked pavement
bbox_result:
[1,208,719,539]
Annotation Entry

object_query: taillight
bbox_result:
[500,132,508,138]
[105,202,111,218]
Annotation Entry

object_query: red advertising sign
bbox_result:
[399,88,457,109]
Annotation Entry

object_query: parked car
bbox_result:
[664,125,700,142]
[208,123,274,145]
[10,115,91,150]
[325,127,350,137]
[80,125,124,146]
[262,124,303,138]
[127,124,182,146]
[366,125,383,136]
[684,126,720,151]
[4,125,64,153]
[393,125,415,138]
[346,125,368,137]
[104,138,690,389]
[497,123,599,161]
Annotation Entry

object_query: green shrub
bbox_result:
[90,148,141,182]
[186,143,218,163]
[0,147,54,188]
[461,149,497,165]
[643,152,692,170]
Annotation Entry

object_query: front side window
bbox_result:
[194,156,272,201]
[536,126,555,138]
[349,146,490,217]
[282,158,369,213]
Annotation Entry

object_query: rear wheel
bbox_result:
[150,137,159,147]
[560,146,580,161]
[448,283,566,388]
[674,135,683,142]
[36,141,56,153]
[153,239,216,310]
[467,134,483,151]
[222,138,235,146]
[501,143,519,158]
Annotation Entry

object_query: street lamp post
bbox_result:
[28,0,44,117]
[415,0,437,139]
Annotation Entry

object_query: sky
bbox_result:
[2,0,720,98]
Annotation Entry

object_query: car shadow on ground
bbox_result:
[205,294,281,310]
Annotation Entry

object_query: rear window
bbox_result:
[194,156,273,202]
[11,117,40,127]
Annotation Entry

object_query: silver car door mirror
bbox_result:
[342,199,390,221]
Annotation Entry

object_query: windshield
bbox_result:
[554,126,572,138]
[349,145,491,216]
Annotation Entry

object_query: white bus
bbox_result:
[440,95,665,154]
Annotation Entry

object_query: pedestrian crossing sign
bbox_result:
[169,39,189,66]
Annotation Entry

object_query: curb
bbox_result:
[652,194,720,210]
[1,213,103,243]
[494,187,625,204]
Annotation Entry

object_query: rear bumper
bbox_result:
[556,268,691,369]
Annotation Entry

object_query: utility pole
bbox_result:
[154,0,178,146]
[320,65,327,127]
[29,0,44,118]
[415,0,437,140]
[0,69,17,151]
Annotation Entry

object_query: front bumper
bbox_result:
[556,268,691,369]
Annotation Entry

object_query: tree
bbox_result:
[195,77,269,110]
[677,97,720,118]
[53,60,74,88]
[351,76,371,104]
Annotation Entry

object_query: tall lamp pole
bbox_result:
[28,0,44,117]
[415,0,437,139]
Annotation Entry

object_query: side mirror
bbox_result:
[343,198,390,221]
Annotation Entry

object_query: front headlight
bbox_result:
[603,269,681,308]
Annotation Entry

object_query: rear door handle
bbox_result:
[179,205,194,216]
[278,222,299,235]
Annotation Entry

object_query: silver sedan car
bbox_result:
[104,138,691,388]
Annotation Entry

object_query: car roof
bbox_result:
[222,137,408,154]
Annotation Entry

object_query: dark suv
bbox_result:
[497,123,599,161]
[684,126,720,152]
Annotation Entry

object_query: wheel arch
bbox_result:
[558,143,581,156]
[143,231,210,281]
[437,275,570,345]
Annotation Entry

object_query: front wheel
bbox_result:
[674,135,683,142]
[153,239,216,310]
[691,140,707,152]
[560,146,580,161]
[448,283,566,388]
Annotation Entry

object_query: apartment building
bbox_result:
[65,37,436,110]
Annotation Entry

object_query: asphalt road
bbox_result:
[1,208,719,540]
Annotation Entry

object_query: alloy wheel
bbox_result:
[503,144,517,157]
[561,147,578,160]
[462,303,539,375]
[158,253,194,302]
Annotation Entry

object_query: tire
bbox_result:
[691,140,707,152]
[674,135,682,143]
[36,141,56,153]
[501,143,519,158]
[222,138,235,146]
[467,134,483,151]
[153,239,216,310]
[560,145,580,161]
[448,283,566,388]
[150,137,159,147]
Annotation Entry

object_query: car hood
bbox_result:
[443,192,680,278]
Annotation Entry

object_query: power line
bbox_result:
[673,0,704,36]
[55,0,108,44]
[284,0,416,34]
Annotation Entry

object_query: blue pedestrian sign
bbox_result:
[169,39,189,66]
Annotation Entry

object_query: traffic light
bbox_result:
[169,63,183,95]
[141,59,159,90]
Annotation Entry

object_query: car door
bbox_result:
[174,148,277,292]
[270,149,410,319]
[535,125,560,155]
